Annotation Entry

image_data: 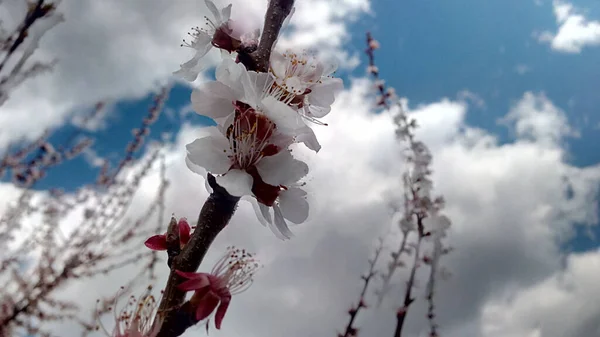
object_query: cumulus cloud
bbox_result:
[537,1,600,53]
[498,91,579,144]
[0,0,369,149]
[26,79,600,337]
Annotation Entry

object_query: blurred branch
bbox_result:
[339,237,384,337]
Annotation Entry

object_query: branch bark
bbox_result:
[239,0,294,72]
[155,1,295,335]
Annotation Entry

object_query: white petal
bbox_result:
[260,96,305,132]
[173,33,212,82]
[216,169,254,197]
[321,59,338,76]
[221,4,232,21]
[279,187,309,224]
[189,30,213,51]
[239,68,265,107]
[185,156,207,176]
[269,51,287,79]
[246,197,270,226]
[294,125,321,152]
[215,58,246,98]
[284,77,307,95]
[256,151,308,186]
[259,203,273,224]
[306,104,331,119]
[191,82,236,119]
[307,78,343,116]
[272,205,294,240]
[205,0,222,22]
[185,132,231,174]
[247,71,272,100]
[173,60,206,82]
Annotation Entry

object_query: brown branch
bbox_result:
[240,0,295,72]
[393,215,425,337]
[339,237,384,337]
[155,175,239,337]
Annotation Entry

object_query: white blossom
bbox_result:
[268,50,343,124]
[174,0,259,82]
[190,59,321,151]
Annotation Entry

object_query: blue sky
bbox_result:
[3,1,600,336]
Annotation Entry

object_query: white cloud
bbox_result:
[0,0,369,149]
[537,1,600,53]
[481,250,600,337]
[498,92,579,145]
[18,79,598,337]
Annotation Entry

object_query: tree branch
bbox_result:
[155,175,239,337]
[240,0,295,72]
[339,238,384,337]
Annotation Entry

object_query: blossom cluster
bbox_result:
[178,0,343,239]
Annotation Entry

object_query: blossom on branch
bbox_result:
[185,59,316,238]
[174,0,260,81]
[176,0,342,241]
[144,218,191,251]
[268,50,343,123]
[175,246,260,330]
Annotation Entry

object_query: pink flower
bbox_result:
[175,246,260,330]
[144,218,191,251]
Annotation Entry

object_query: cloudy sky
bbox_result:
[2,0,600,336]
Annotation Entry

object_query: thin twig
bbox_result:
[339,237,384,337]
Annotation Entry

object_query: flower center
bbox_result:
[226,102,279,170]
[211,246,260,294]
[211,22,241,52]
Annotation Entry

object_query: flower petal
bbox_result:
[185,156,208,177]
[216,58,246,98]
[245,197,270,226]
[205,0,222,23]
[191,81,236,119]
[279,187,309,224]
[221,4,232,21]
[216,169,254,197]
[269,51,287,79]
[256,150,308,186]
[294,125,321,152]
[186,132,231,174]
[175,270,205,280]
[178,218,191,246]
[272,205,294,240]
[144,235,168,251]
[307,77,343,117]
[214,294,231,329]
[246,71,272,103]
[259,202,273,224]
[321,59,339,76]
[173,31,212,82]
[261,96,305,132]
[178,278,211,292]
[239,67,267,108]
[195,291,221,321]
